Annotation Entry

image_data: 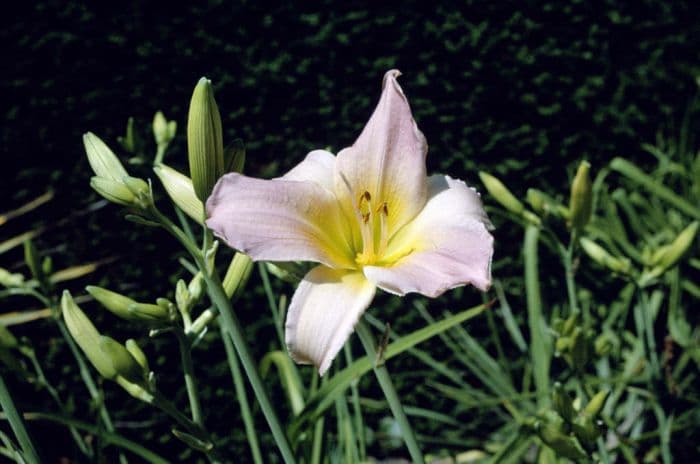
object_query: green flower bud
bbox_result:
[478,172,525,215]
[555,336,571,354]
[86,286,168,322]
[61,291,117,379]
[90,177,135,206]
[583,390,609,418]
[580,238,631,274]
[0,325,18,350]
[225,139,246,174]
[125,339,149,374]
[153,111,177,147]
[187,77,224,201]
[536,422,588,460]
[561,312,579,337]
[121,176,152,209]
[175,279,190,313]
[118,117,136,153]
[526,188,570,219]
[0,268,24,287]
[594,333,613,356]
[572,415,601,447]
[83,132,128,181]
[128,303,170,322]
[187,272,205,304]
[153,164,204,223]
[569,161,592,231]
[222,253,253,300]
[99,336,143,383]
[653,221,699,274]
[552,383,576,423]
[23,240,43,285]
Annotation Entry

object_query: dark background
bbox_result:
[2,1,700,461]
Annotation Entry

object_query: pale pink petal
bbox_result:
[363,175,493,297]
[285,265,376,375]
[281,149,336,192]
[334,70,428,234]
[206,173,354,268]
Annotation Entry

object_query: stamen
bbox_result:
[377,202,389,257]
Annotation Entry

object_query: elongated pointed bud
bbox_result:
[23,240,43,284]
[0,268,24,287]
[580,238,631,274]
[478,172,524,215]
[187,77,224,201]
[153,164,204,223]
[0,325,18,350]
[526,188,570,219]
[225,139,246,173]
[536,422,588,460]
[654,221,699,273]
[61,291,117,379]
[153,111,177,147]
[83,132,129,181]
[125,339,149,373]
[552,383,576,423]
[569,161,592,231]
[583,390,609,418]
[175,279,190,313]
[187,272,205,303]
[87,286,169,322]
[222,253,253,300]
[99,336,143,383]
[572,415,601,447]
[90,177,135,206]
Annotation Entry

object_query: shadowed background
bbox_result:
[2,1,699,461]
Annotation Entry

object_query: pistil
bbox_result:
[354,191,389,266]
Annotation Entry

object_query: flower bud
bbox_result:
[90,177,135,206]
[569,161,592,231]
[0,325,18,350]
[552,383,576,423]
[222,253,253,300]
[128,303,171,322]
[83,132,129,181]
[225,139,246,174]
[0,268,24,287]
[175,279,190,313]
[572,415,601,447]
[153,164,204,223]
[125,339,149,373]
[99,335,143,383]
[187,272,205,303]
[61,290,117,379]
[478,172,524,215]
[535,421,587,460]
[23,240,43,285]
[653,221,699,274]
[570,327,590,371]
[187,77,224,201]
[153,111,177,147]
[118,117,136,153]
[583,390,609,418]
[121,176,152,209]
[86,286,169,322]
[580,238,631,274]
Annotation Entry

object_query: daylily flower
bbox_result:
[206,70,494,375]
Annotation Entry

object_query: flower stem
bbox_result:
[356,320,424,464]
[524,224,550,406]
[175,330,204,427]
[199,267,296,463]
[220,324,263,464]
[149,205,295,462]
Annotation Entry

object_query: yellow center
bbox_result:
[354,191,389,266]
